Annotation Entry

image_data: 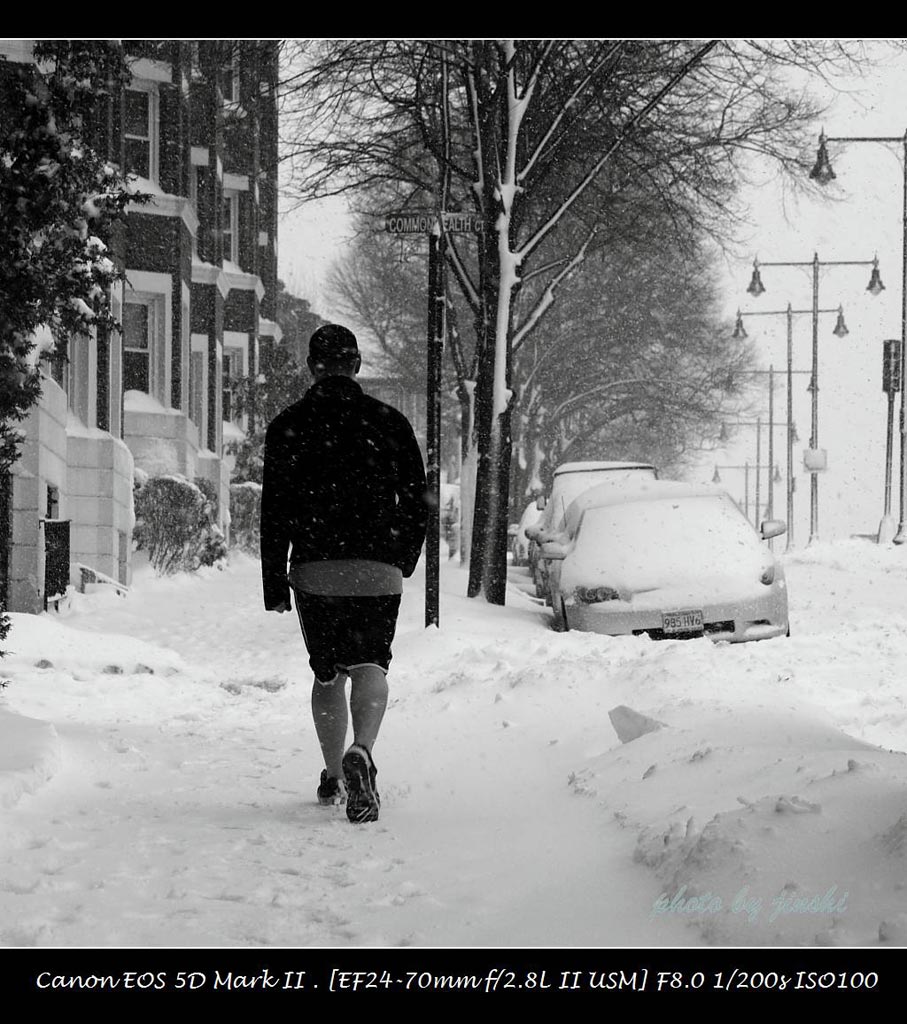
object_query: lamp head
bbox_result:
[809,131,836,186]
[712,465,721,484]
[833,306,849,338]
[867,256,885,297]
[747,260,766,297]
[733,310,747,339]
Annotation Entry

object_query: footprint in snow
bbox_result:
[1,923,55,946]
[0,877,41,895]
[392,881,427,905]
[774,795,822,814]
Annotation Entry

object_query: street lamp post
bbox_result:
[735,306,838,548]
[810,129,907,543]
[712,462,782,526]
[745,253,881,545]
[721,418,764,524]
[719,410,797,525]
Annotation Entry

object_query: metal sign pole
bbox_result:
[881,338,902,541]
[425,228,443,628]
[767,367,775,520]
[787,309,794,550]
[384,211,482,628]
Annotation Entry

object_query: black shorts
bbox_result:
[292,591,402,683]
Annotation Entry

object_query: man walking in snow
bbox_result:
[260,324,428,823]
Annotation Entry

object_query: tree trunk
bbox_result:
[467,260,518,604]
[467,406,512,603]
[457,380,476,565]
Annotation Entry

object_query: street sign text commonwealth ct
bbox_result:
[384,212,483,234]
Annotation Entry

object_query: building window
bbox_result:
[124,86,158,181]
[222,190,239,264]
[222,346,243,422]
[49,340,67,391]
[190,334,209,444]
[223,49,240,104]
[189,166,204,255]
[123,303,149,392]
[190,350,205,437]
[192,166,205,207]
[46,484,60,521]
[123,296,164,400]
[108,285,123,438]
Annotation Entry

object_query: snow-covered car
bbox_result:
[526,461,658,597]
[440,481,460,559]
[511,500,545,566]
[541,479,789,641]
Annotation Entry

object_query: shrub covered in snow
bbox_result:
[133,474,226,574]
[229,481,262,554]
[193,476,227,567]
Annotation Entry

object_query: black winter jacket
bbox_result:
[260,375,428,610]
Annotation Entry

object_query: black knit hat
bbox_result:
[309,324,359,365]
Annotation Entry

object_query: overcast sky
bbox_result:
[276,40,907,543]
[702,42,907,544]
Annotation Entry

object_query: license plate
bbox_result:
[662,609,704,633]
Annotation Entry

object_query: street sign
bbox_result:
[384,212,483,234]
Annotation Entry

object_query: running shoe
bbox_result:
[342,744,380,823]
[317,769,346,806]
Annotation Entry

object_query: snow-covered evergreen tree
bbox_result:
[0,41,142,650]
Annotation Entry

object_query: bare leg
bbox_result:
[348,664,388,752]
[311,674,348,779]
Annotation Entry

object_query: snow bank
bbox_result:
[3,611,186,679]
[0,708,60,810]
[124,390,182,416]
[1,540,906,947]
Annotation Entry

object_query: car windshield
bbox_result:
[574,495,766,587]
[545,469,656,528]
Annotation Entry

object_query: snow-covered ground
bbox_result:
[1,540,907,948]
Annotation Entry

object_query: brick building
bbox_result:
[0,40,280,613]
